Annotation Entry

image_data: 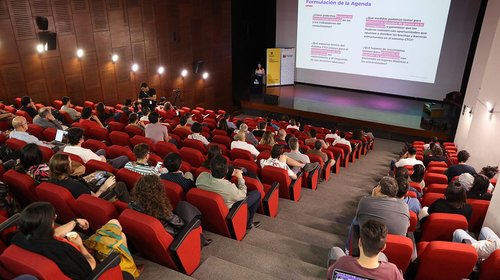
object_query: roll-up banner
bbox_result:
[280,48,296,86]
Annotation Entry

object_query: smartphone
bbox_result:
[155,162,163,171]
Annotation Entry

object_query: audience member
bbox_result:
[9,116,53,148]
[145,111,172,144]
[266,116,280,130]
[186,113,195,126]
[396,176,421,214]
[260,144,303,180]
[128,113,145,131]
[20,96,38,119]
[453,227,500,261]
[15,143,50,184]
[457,173,474,191]
[284,137,321,173]
[307,140,332,165]
[332,131,352,151]
[421,180,472,222]
[139,106,151,122]
[394,146,424,168]
[305,129,329,149]
[259,131,276,147]
[202,145,257,180]
[445,150,477,182]
[231,131,260,158]
[60,96,81,121]
[252,122,267,138]
[423,145,447,167]
[325,128,340,141]
[196,155,261,229]
[286,119,300,130]
[33,107,64,130]
[160,152,196,193]
[327,220,403,280]
[124,143,165,176]
[480,165,498,191]
[162,102,178,119]
[364,128,374,140]
[176,115,192,131]
[187,122,209,146]
[95,102,114,124]
[235,123,258,146]
[409,164,425,188]
[467,174,492,200]
[78,107,104,129]
[275,129,287,145]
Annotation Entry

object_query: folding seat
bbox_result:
[35,182,80,224]
[334,143,351,168]
[194,107,205,113]
[109,131,130,147]
[130,135,156,151]
[172,127,191,140]
[5,138,26,151]
[58,110,75,124]
[212,129,228,137]
[217,109,226,115]
[194,166,211,178]
[204,109,215,119]
[181,106,192,112]
[115,103,124,110]
[415,241,477,280]
[116,168,141,190]
[179,147,205,168]
[84,101,95,108]
[424,172,447,185]
[212,134,232,149]
[183,139,207,154]
[52,99,63,109]
[155,141,179,158]
[27,124,45,140]
[76,194,120,231]
[421,192,444,207]
[229,148,253,161]
[256,150,271,163]
[186,188,247,240]
[420,213,468,242]
[108,121,125,132]
[119,209,202,275]
[308,153,331,182]
[107,145,136,161]
[3,106,16,114]
[233,159,260,177]
[231,176,280,217]
[61,152,85,165]
[82,139,107,153]
[148,153,162,166]
[480,250,500,280]
[161,180,185,209]
[74,105,84,113]
[261,166,302,201]
[202,119,216,130]
[38,145,54,163]
[409,211,417,232]
[87,127,110,143]
[348,142,359,163]
[43,127,57,141]
[426,166,447,174]
[124,124,144,137]
[424,183,447,194]
[85,159,116,175]
[467,199,490,233]
[413,141,425,146]
[383,234,413,273]
[0,245,124,279]
[208,142,229,156]
[15,110,32,123]
[349,139,363,159]
[2,170,37,207]
[427,161,448,169]
[256,144,272,152]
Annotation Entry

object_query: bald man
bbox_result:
[10,116,53,148]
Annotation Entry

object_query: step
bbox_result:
[193,256,281,280]
[201,232,328,280]
[134,255,195,280]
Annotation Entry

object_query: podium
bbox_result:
[251,74,264,94]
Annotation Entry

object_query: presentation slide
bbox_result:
[296,0,451,84]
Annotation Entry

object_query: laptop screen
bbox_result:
[332,269,374,280]
[55,129,68,142]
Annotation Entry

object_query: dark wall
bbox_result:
[232,0,276,104]
[0,0,232,110]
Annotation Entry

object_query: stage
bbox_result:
[242,84,452,141]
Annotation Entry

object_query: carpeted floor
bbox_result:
[137,138,402,280]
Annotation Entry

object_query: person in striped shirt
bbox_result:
[124,143,167,176]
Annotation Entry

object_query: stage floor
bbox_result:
[255,84,433,130]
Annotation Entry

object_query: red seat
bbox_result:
[155,141,179,158]
[82,139,107,153]
[3,106,16,114]
[233,159,260,177]
[421,213,468,242]
[424,183,447,194]
[119,209,202,275]
[85,159,116,175]
[116,168,141,191]
[208,142,229,156]
[409,211,417,232]
[84,101,95,109]
[108,121,125,132]
[172,128,191,140]
[426,166,447,174]
[467,199,490,233]
[61,152,85,165]
[130,135,156,152]
[52,99,63,109]
[308,153,331,182]
[256,144,272,152]
[5,138,26,151]
[87,127,110,143]
[107,145,135,161]
[179,147,205,168]
[231,176,280,218]
[38,145,54,163]
[76,194,120,231]
[212,129,228,137]
[43,127,57,141]
[109,131,130,147]
[3,170,37,207]
[124,125,145,137]
[230,148,254,161]
[183,138,208,154]
[261,166,302,201]
[409,181,423,193]
[15,110,33,123]
[424,172,448,185]
[161,180,185,209]
[256,150,271,163]
[35,182,81,224]
[212,135,232,149]
[421,192,444,207]
[58,110,75,124]
[27,124,45,141]
[480,250,500,280]
[186,188,248,240]
[335,143,351,168]
[415,241,477,280]
[383,234,413,273]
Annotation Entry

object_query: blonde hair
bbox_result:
[259,131,276,146]
[235,131,246,141]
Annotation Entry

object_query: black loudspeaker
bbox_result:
[38,31,57,50]
[192,60,204,74]
[35,16,49,30]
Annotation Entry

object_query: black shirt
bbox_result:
[428,198,472,221]
[139,88,157,109]
[160,172,195,193]
[467,191,492,201]
[50,178,90,199]
[21,106,38,119]
[252,130,265,138]
[445,164,477,182]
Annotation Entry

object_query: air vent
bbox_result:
[8,0,36,40]
[90,0,108,31]
[53,0,74,34]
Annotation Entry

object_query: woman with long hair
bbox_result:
[95,102,114,124]
[467,174,492,200]
[15,143,50,183]
[259,131,276,147]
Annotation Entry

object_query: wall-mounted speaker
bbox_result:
[38,31,57,50]
[35,16,49,30]
[192,60,204,74]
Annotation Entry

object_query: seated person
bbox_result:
[186,113,195,126]
[129,175,210,246]
[395,146,424,168]
[423,145,447,167]
[60,96,81,121]
[145,111,173,144]
[12,202,137,279]
[15,143,50,184]
[160,152,195,193]
[175,115,191,131]
[231,131,260,158]
[78,107,104,129]
[63,127,129,168]
[266,116,280,130]
[9,116,53,148]
[202,145,257,179]
[453,227,500,261]
[235,123,258,146]
[332,131,352,151]
[274,129,287,146]
[127,113,145,131]
[480,165,498,191]
[467,174,492,200]
[33,107,64,130]
[364,127,374,141]
[162,102,178,119]
[139,106,151,122]
[124,143,166,176]
[420,180,472,222]
[306,140,334,166]
[259,131,276,147]
[286,119,300,130]
[409,164,426,190]
[252,121,267,138]
[396,176,421,214]
[325,128,340,141]
[0,107,14,122]
[260,144,304,180]
[20,96,38,119]
[284,136,321,173]
[445,150,477,182]
[327,220,403,280]
[95,102,114,124]
[304,129,329,149]
[196,155,261,229]
[187,122,209,146]
[49,153,130,202]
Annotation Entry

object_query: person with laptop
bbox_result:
[327,220,403,280]
[9,116,53,148]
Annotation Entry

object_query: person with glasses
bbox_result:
[9,116,53,148]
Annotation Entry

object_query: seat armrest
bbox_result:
[0,213,20,232]
[263,182,279,203]
[169,218,202,251]
[226,198,248,221]
[87,252,121,280]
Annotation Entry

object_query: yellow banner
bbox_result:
[266,48,281,86]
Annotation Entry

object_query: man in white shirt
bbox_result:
[63,127,128,168]
[9,116,53,148]
[187,122,209,146]
[231,131,260,157]
[395,146,424,168]
[260,144,299,179]
[325,128,340,141]
[333,131,352,152]
[60,96,81,121]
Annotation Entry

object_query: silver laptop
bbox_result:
[53,129,68,144]
[332,269,374,280]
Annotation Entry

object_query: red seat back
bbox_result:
[421,192,444,207]
[155,142,179,158]
[421,213,468,242]
[43,127,57,141]
[87,127,110,143]
[427,166,447,174]
[38,145,54,163]
[424,172,448,185]
[425,183,447,194]
[233,159,259,176]
[35,182,80,224]
[82,139,107,153]
[109,131,130,147]
[76,194,119,231]
[261,165,300,201]
[52,100,63,109]
[183,139,207,154]
[108,121,125,132]
[27,124,45,141]
[256,144,272,152]
[179,147,205,168]
[230,148,254,161]
[107,145,135,161]
[480,250,500,280]
[130,135,155,151]
[85,159,116,175]
[3,170,37,207]
[161,180,185,209]
[116,168,141,190]
[172,128,191,140]
[5,138,26,151]
[383,234,413,273]
[15,110,33,123]
[58,110,75,124]
[212,135,232,149]
[467,199,490,233]
[124,125,145,137]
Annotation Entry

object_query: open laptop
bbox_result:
[331,269,374,280]
[52,129,68,145]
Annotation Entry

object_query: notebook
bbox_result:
[331,269,374,280]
